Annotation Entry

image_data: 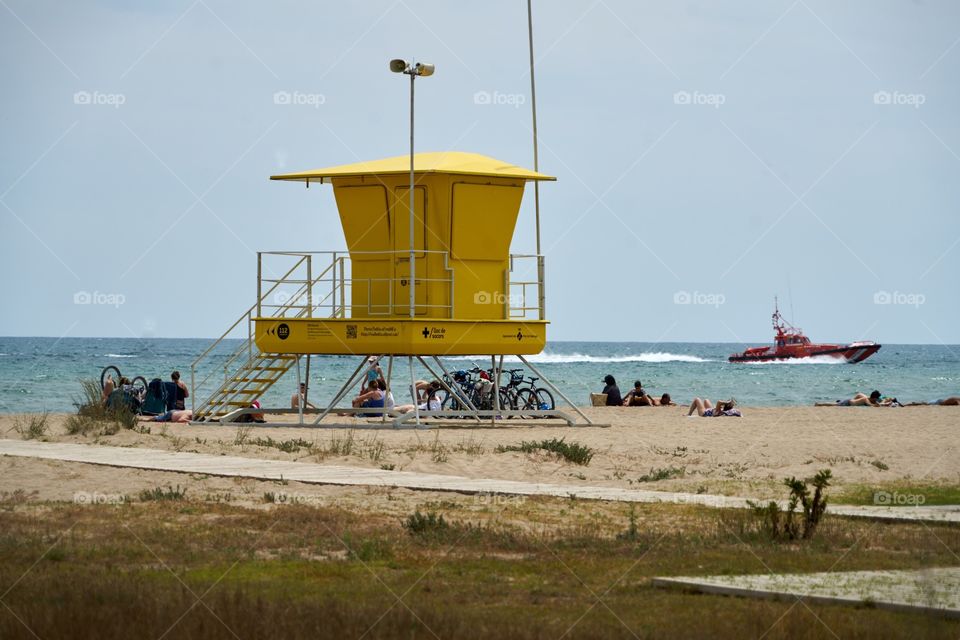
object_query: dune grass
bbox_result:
[0,495,957,639]
[12,413,49,440]
[65,378,136,435]
[496,438,594,465]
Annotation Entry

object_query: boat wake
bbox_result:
[447,352,710,364]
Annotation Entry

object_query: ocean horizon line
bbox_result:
[0,335,956,347]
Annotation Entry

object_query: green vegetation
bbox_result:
[403,510,450,538]
[67,378,136,435]
[0,496,957,638]
[13,412,49,440]
[637,466,686,482]
[138,485,187,502]
[496,438,594,466]
[835,483,960,507]
[251,436,313,454]
[749,470,831,541]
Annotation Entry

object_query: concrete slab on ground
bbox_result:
[653,567,960,618]
[1,439,958,523]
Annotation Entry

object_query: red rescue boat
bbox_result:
[729,300,881,363]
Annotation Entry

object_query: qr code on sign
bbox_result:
[346,324,357,339]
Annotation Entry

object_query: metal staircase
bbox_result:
[192,351,298,420]
[190,254,342,420]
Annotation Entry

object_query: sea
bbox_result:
[0,337,957,414]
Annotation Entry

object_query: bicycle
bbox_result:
[100,365,147,398]
[503,369,555,414]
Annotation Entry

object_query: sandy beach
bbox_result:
[2,406,956,508]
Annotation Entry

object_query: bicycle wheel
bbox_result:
[496,389,515,417]
[515,388,539,413]
[131,376,148,396]
[100,366,121,390]
[535,388,555,411]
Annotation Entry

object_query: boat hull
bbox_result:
[729,343,881,363]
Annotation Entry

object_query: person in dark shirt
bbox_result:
[171,370,189,410]
[622,380,654,406]
[602,374,622,406]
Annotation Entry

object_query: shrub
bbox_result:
[13,413,49,440]
[749,469,832,541]
[403,510,449,538]
[70,378,136,434]
[617,506,640,541]
[139,485,187,502]
[637,466,686,482]
[496,438,594,466]
[251,436,312,453]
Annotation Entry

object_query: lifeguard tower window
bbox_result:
[451,183,523,260]
[334,185,390,255]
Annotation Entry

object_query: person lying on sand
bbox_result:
[816,390,899,407]
[687,397,740,417]
[654,393,676,406]
[141,409,193,423]
[905,396,960,406]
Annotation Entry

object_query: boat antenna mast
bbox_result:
[772,296,801,337]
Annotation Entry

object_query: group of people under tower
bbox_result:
[315,356,444,417]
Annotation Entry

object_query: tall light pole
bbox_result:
[389,58,435,319]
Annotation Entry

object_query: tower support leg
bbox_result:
[518,355,594,425]
[312,355,368,425]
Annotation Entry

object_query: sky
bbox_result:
[1,0,958,344]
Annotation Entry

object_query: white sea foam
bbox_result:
[104,353,138,358]
[447,352,710,364]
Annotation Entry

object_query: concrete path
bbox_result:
[1,439,958,523]
[653,567,960,618]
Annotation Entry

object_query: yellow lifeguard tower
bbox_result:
[256,151,552,356]
[189,150,592,426]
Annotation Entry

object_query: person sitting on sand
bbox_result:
[291,383,317,410]
[361,356,384,393]
[142,409,193,423]
[171,371,189,410]
[352,378,386,412]
[601,375,622,406]
[906,396,960,406]
[687,397,741,417]
[101,374,115,405]
[816,390,893,407]
[622,380,653,407]
[395,380,442,413]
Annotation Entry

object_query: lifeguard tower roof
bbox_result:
[270,151,555,184]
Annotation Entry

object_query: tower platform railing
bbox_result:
[189,249,553,422]
[255,250,545,321]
